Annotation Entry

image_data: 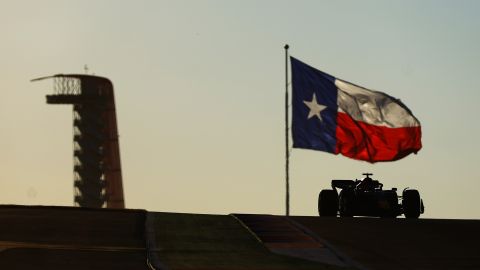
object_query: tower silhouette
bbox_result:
[33,74,125,208]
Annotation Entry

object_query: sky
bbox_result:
[1,0,479,219]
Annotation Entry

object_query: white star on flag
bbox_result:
[303,93,327,121]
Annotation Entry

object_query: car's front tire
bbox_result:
[380,190,399,218]
[339,189,354,217]
[403,189,421,218]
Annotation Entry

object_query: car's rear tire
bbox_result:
[403,189,421,218]
[318,190,338,217]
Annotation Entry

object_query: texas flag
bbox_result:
[291,57,422,163]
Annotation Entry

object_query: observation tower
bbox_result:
[33,74,125,208]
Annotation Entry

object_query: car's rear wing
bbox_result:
[331,180,356,190]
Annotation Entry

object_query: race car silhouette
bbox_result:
[318,173,424,218]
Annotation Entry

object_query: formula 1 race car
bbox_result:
[318,173,424,218]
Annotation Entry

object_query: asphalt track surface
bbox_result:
[0,205,149,270]
[0,205,479,270]
[293,216,480,270]
[0,206,343,270]
[150,212,345,270]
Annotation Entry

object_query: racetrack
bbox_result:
[0,206,345,270]
[0,205,149,270]
[0,205,478,270]
[293,216,480,270]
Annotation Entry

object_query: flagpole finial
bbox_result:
[284,44,289,50]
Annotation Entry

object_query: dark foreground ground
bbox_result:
[293,216,480,270]
[0,205,478,270]
[0,205,342,270]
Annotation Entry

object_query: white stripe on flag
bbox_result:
[335,79,420,128]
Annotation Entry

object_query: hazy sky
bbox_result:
[1,0,479,219]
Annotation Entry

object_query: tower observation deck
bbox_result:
[33,74,125,208]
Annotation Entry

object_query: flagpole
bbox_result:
[284,44,290,216]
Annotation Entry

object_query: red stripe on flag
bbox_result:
[335,112,422,162]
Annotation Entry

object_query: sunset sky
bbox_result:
[1,0,479,219]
